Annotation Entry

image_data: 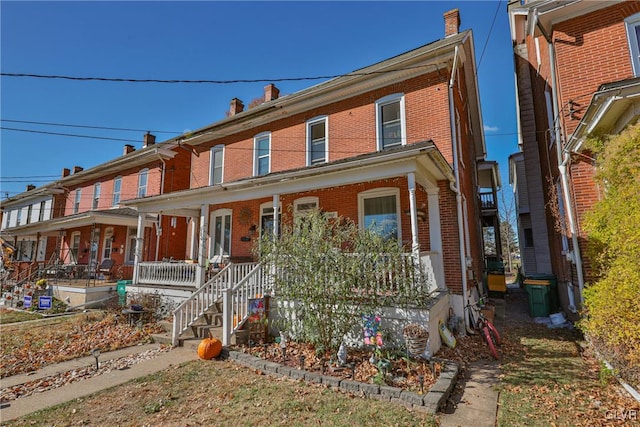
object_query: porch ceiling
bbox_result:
[0,208,155,238]
[123,141,455,216]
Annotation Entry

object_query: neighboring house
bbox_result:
[0,132,191,283]
[507,0,640,315]
[122,10,501,346]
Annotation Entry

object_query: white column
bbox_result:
[195,204,209,287]
[272,194,280,239]
[189,217,198,260]
[407,173,420,257]
[132,213,145,284]
[427,188,446,289]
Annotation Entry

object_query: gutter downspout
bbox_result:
[448,44,470,327]
[537,14,586,303]
[155,155,166,262]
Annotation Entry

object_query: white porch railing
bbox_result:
[222,263,273,346]
[171,262,258,346]
[138,261,198,287]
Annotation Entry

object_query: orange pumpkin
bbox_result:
[197,334,222,360]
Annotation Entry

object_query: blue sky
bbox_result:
[1,1,518,201]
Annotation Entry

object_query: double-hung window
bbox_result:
[73,189,82,214]
[112,176,122,206]
[307,117,327,165]
[92,183,101,210]
[210,145,224,185]
[138,168,148,198]
[358,188,401,241]
[626,13,640,76]
[254,133,271,176]
[376,94,406,150]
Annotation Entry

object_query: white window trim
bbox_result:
[253,132,271,176]
[138,168,149,198]
[375,93,406,151]
[259,201,280,238]
[357,187,402,241]
[306,116,328,166]
[93,182,101,210]
[112,176,122,206]
[73,189,82,214]
[625,13,640,76]
[209,145,225,185]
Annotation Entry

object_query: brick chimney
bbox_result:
[73,166,83,174]
[62,168,71,178]
[143,132,156,148]
[123,144,136,155]
[229,98,244,116]
[264,84,280,102]
[444,9,460,37]
[26,184,36,191]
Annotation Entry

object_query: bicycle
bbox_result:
[465,300,501,360]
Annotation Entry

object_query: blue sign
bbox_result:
[23,295,32,309]
[39,296,52,310]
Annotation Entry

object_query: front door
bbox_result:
[210,209,231,261]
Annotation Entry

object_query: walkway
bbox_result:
[0,344,197,423]
[438,284,529,427]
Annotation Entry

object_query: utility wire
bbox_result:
[0,119,182,135]
[0,127,141,143]
[477,0,502,71]
[0,64,437,85]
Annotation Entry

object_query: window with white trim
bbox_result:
[73,189,81,214]
[254,133,271,176]
[138,168,149,198]
[376,94,406,150]
[625,13,640,76]
[358,188,401,240]
[209,145,224,185]
[70,232,81,264]
[112,176,122,206]
[93,182,101,210]
[306,117,327,165]
[260,202,281,238]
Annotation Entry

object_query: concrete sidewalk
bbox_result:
[0,344,198,423]
[438,287,523,427]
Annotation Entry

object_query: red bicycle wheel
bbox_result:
[486,321,501,345]
[482,326,500,360]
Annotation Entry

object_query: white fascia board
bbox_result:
[5,211,150,236]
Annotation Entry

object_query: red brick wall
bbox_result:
[553,1,640,137]
[205,178,459,273]
[189,70,453,187]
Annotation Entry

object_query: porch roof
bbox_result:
[122,140,454,216]
[565,76,640,153]
[0,207,155,238]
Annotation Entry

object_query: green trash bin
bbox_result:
[527,274,559,313]
[524,280,551,318]
[116,280,132,307]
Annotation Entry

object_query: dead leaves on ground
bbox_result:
[0,314,164,378]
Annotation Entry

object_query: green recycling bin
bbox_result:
[524,280,550,318]
[116,280,132,307]
[527,274,559,313]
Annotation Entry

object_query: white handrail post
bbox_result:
[222,267,234,346]
[171,313,179,347]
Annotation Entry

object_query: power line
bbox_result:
[0,127,141,143]
[477,0,502,71]
[1,119,182,135]
[0,64,437,85]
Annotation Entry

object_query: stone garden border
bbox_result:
[228,350,459,414]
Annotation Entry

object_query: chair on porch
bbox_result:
[98,259,115,281]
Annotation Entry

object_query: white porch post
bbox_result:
[272,194,280,239]
[189,217,198,260]
[195,204,208,287]
[427,188,446,289]
[407,173,420,258]
[132,213,145,284]
[222,268,235,346]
